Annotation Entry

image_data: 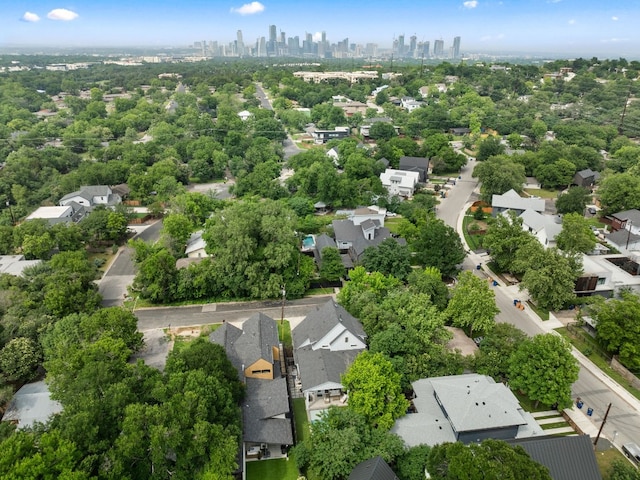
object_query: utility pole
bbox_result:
[5,201,15,226]
[626,221,633,250]
[280,284,286,333]
[594,402,612,447]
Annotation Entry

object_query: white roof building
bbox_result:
[380,169,420,198]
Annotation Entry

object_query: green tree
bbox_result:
[411,216,465,278]
[132,248,179,303]
[520,248,581,311]
[509,334,579,408]
[396,445,431,480]
[608,459,640,480]
[342,351,409,430]
[293,407,404,480]
[446,271,499,338]
[589,292,640,371]
[598,173,640,215]
[0,337,41,382]
[556,186,591,215]
[406,267,449,310]
[483,211,535,273]
[473,323,527,382]
[362,238,412,281]
[319,246,345,282]
[556,213,596,254]
[369,122,398,141]
[472,155,526,202]
[162,212,195,254]
[476,135,506,161]
[426,439,551,480]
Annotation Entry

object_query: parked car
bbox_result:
[622,442,640,464]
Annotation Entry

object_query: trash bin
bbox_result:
[587,407,594,416]
[493,280,498,286]
[577,400,584,409]
[477,264,482,270]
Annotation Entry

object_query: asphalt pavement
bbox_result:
[436,155,640,448]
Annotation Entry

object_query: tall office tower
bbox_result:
[423,41,430,58]
[434,39,444,57]
[397,34,405,56]
[268,24,277,55]
[288,36,300,56]
[365,43,378,57]
[210,41,218,57]
[237,30,244,56]
[258,37,267,57]
[452,36,461,58]
[409,35,417,58]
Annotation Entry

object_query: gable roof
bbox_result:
[292,300,366,349]
[509,435,602,480]
[294,347,361,392]
[349,456,399,480]
[399,156,429,170]
[185,230,207,255]
[209,322,244,373]
[519,210,563,242]
[1,381,63,429]
[611,209,640,225]
[492,189,545,212]
[243,377,293,445]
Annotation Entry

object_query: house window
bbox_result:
[345,337,349,343]
[597,278,606,285]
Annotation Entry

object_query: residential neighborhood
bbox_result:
[1,50,640,480]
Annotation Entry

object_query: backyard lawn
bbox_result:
[246,457,299,480]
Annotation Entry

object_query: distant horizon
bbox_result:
[2,0,639,60]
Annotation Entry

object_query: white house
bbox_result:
[380,169,420,197]
[292,301,367,416]
[26,206,74,225]
[185,230,208,258]
[237,110,253,121]
[491,189,545,216]
[59,185,121,209]
[519,209,563,248]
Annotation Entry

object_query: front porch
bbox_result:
[245,442,290,462]
[304,388,348,412]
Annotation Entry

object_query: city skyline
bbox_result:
[2,0,639,59]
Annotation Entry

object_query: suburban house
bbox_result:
[349,457,399,480]
[380,169,420,197]
[326,146,340,165]
[336,101,368,117]
[399,156,430,182]
[391,374,543,447]
[209,313,293,465]
[311,233,338,268]
[237,110,253,121]
[312,127,350,144]
[26,205,75,225]
[606,209,640,233]
[449,127,471,136]
[0,255,41,277]
[185,230,208,258]
[400,96,424,112]
[572,169,600,188]
[508,436,602,480]
[359,117,399,138]
[59,185,122,209]
[577,253,640,298]
[491,189,545,216]
[1,381,62,429]
[605,228,640,254]
[292,300,367,420]
[332,217,402,268]
[519,209,563,248]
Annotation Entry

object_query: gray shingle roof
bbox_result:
[349,456,399,480]
[209,322,243,374]
[294,346,361,392]
[1,381,63,429]
[611,209,640,225]
[431,374,526,433]
[243,377,293,445]
[292,300,366,349]
[333,219,362,244]
[508,435,602,480]
[492,189,545,212]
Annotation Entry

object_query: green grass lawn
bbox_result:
[540,421,570,430]
[513,390,555,413]
[526,300,549,321]
[278,320,292,349]
[246,457,299,480]
[306,287,334,295]
[293,398,310,443]
[523,188,559,199]
[384,217,403,234]
[462,213,485,251]
[595,447,628,479]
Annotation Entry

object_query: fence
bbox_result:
[610,357,640,390]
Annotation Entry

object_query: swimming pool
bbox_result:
[302,235,315,249]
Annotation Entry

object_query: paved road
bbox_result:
[255,82,301,160]
[135,295,334,331]
[255,83,273,111]
[436,152,640,448]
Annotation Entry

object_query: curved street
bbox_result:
[436,153,640,449]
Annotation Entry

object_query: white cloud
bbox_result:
[47,8,79,21]
[463,1,478,8]
[568,19,576,25]
[601,37,627,43]
[230,1,265,15]
[612,16,618,21]
[21,11,40,22]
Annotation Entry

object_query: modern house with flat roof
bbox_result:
[391,374,543,447]
[380,169,420,197]
[26,205,74,225]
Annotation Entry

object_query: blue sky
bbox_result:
[2,0,639,57]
